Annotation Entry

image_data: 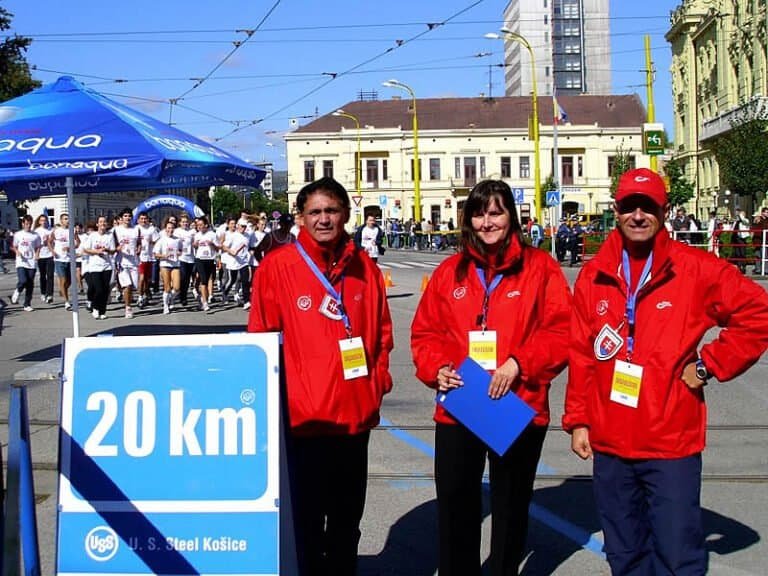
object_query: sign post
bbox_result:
[57,333,281,576]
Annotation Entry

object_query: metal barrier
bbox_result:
[2,384,41,576]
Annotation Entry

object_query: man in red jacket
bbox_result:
[564,168,768,576]
[247,177,393,576]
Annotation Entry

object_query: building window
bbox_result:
[455,157,461,179]
[577,156,583,178]
[464,157,477,187]
[562,156,574,185]
[501,156,512,178]
[480,156,486,178]
[366,159,379,185]
[429,158,441,180]
[382,159,388,181]
[411,159,422,182]
[607,155,638,178]
[303,160,315,183]
[519,156,530,179]
[322,160,333,179]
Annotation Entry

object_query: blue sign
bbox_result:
[379,194,388,207]
[57,333,281,576]
[546,190,561,207]
[512,188,525,205]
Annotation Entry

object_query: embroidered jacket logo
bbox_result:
[656,301,672,310]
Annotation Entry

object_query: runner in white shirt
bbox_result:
[83,216,116,319]
[52,213,78,310]
[219,218,238,303]
[174,213,196,308]
[222,219,251,307]
[34,214,54,303]
[113,209,141,318]
[11,215,41,311]
[192,216,219,312]
[153,219,183,314]
[75,222,87,295]
[136,212,159,308]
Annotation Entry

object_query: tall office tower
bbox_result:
[502,0,611,97]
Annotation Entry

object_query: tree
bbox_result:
[210,187,242,224]
[663,156,695,208]
[708,100,768,209]
[0,6,41,101]
[609,143,634,197]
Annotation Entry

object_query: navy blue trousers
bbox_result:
[593,452,707,576]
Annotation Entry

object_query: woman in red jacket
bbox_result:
[411,180,572,576]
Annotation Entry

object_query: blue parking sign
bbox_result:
[57,333,281,576]
[512,188,525,204]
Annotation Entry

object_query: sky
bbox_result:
[4,0,681,169]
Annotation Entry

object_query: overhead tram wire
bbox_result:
[215,0,485,142]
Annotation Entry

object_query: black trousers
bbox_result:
[90,269,112,314]
[289,431,370,576]
[37,256,54,298]
[435,422,547,576]
[179,261,195,304]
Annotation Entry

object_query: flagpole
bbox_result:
[65,176,80,338]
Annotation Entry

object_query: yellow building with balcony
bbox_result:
[667,0,768,218]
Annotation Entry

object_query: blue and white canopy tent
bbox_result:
[0,76,266,335]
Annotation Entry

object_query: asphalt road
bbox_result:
[1,247,766,575]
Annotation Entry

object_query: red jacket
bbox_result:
[411,237,572,427]
[247,228,393,436]
[563,229,768,458]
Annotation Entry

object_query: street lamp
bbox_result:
[332,109,362,224]
[382,79,421,223]
[486,29,542,223]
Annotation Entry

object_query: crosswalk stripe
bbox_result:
[382,262,413,269]
[402,261,437,268]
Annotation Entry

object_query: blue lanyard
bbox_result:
[475,266,503,330]
[295,241,351,336]
[621,249,653,359]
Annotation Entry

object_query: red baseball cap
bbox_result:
[615,168,668,206]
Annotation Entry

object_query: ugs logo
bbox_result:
[85,526,119,562]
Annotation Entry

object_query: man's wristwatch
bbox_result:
[695,358,710,383]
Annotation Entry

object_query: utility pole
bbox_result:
[645,35,658,172]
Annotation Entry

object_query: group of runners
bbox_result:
[9,208,280,318]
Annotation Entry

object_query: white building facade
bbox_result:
[286,95,650,228]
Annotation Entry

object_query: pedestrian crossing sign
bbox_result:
[546,190,561,207]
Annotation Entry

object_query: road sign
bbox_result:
[57,333,281,576]
[379,195,388,207]
[512,188,525,205]
[643,122,665,156]
[352,195,363,207]
[546,190,561,207]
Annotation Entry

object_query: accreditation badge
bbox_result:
[339,337,368,380]
[594,324,623,361]
[468,330,497,371]
[610,360,643,408]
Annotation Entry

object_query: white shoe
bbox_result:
[64,302,72,311]
[99,314,107,320]
[243,301,251,311]
[40,295,47,303]
[11,290,19,304]
[202,303,210,312]
[125,307,134,319]
[23,305,34,312]
[92,309,99,319]
[163,305,170,315]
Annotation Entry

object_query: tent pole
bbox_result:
[66,177,80,337]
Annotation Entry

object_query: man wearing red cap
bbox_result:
[563,168,768,575]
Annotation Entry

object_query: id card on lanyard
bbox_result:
[610,250,652,408]
[468,267,502,371]
[295,242,368,380]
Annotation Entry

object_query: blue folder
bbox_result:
[436,357,536,456]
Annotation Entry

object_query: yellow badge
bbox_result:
[339,337,368,380]
[610,360,643,408]
[468,330,497,371]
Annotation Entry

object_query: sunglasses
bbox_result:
[616,196,661,215]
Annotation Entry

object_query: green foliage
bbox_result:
[210,187,243,224]
[0,6,41,101]
[664,155,695,208]
[609,143,633,197]
[709,100,768,206]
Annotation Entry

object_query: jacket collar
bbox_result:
[465,234,524,278]
[593,228,674,285]
[297,227,356,285]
